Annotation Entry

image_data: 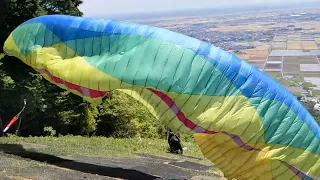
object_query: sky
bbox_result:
[79,0,317,17]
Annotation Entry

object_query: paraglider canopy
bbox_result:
[3,14,320,180]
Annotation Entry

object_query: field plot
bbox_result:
[249,56,267,61]
[246,50,269,56]
[287,87,305,95]
[298,56,319,64]
[270,50,320,56]
[250,62,265,69]
[264,69,282,73]
[283,72,301,77]
[288,34,301,38]
[237,54,251,61]
[266,72,282,79]
[300,64,320,72]
[287,40,301,44]
[283,56,299,64]
[299,73,320,78]
[302,42,318,50]
[304,77,320,89]
[274,38,287,42]
[208,21,320,32]
[273,42,287,45]
[315,38,320,43]
[300,35,313,40]
[265,33,320,91]
[272,45,286,50]
[237,45,269,65]
[283,64,300,72]
[271,34,320,51]
[268,56,282,61]
[301,39,315,42]
[265,62,281,70]
[287,43,302,50]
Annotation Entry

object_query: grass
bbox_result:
[266,72,282,79]
[302,82,317,88]
[0,136,212,165]
[312,89,320,96]
[277,78,296,87]
[292,92,301,97]
[265,73,298,88]
[0,136,227,179]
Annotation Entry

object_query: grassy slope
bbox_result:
[0,136,226,179]
[0,136,213,165]
[313,90,320,96]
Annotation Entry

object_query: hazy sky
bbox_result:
[79,0,316,17]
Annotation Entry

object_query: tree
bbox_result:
[0,0,86,136]
[38,0,83,16]
[0,0,83,48]
[96,91,164,139]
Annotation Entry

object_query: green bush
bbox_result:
[43,126,56,137]
[96,91,165,139]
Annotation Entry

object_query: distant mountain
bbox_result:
[99,2,320,21]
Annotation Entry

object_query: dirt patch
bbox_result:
[0,152,115,180]
[167,161,213,171]
[19,143,49,149]
[136,153,179,161]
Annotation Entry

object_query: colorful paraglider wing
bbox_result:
[3,15,320,180]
